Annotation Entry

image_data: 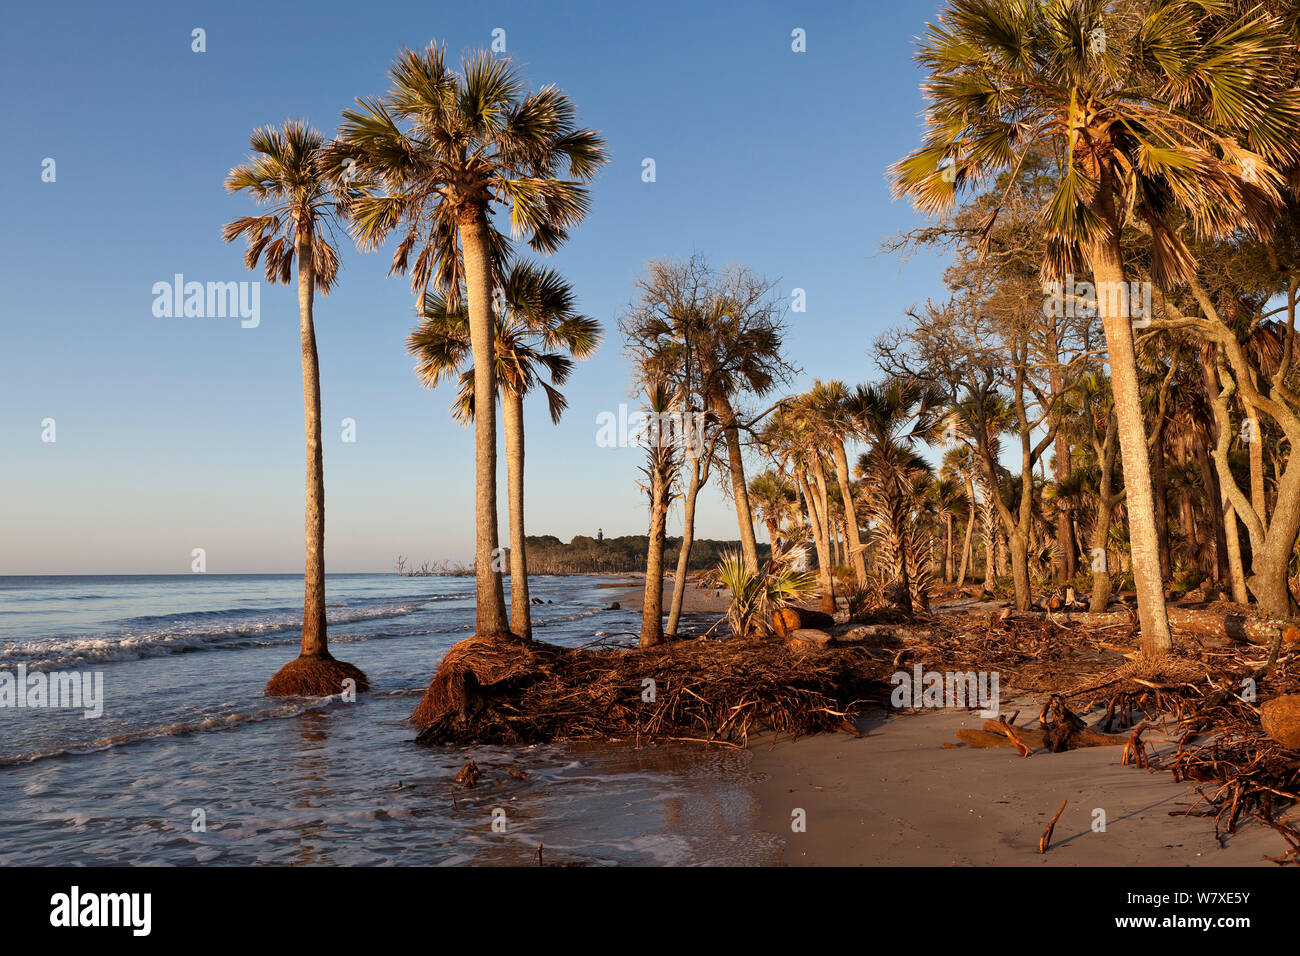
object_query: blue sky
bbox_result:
[0,0,947,573]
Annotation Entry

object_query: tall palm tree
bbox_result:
[805,380,869,584]
[702,293,788,574]
[224,120,368,696]
[408,261,600,639]
[638,381,682,648]
[762,408,837,614]
[338,44,606,638]
[851,379,946,613]
[890,0,1299,654]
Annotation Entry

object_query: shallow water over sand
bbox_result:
[0,574,779,866]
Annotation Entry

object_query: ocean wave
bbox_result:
[0,599,450,668]
[0,695,348,768]
[531,607,604,628]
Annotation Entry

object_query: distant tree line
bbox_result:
[524,535,770,575]
[397,537,767,576]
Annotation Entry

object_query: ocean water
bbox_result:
[0,574,779,866]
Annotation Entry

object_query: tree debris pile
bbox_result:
[410,632,891,746]
[902,612,1136,693]
[1151,676,1300,865]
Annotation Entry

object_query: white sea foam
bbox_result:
[0,695,345,767]
[0,598,457,668]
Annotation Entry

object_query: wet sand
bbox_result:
[751,703,1282,866]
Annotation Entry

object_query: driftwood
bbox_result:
[1003,607,1299,647]
[1039,799,1068,853]
[951,717,1128,751]
[995,716,1035,757]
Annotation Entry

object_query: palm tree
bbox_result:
[338,44,606,638]
[703,292,789,574]
[851,379,945,613]
[891,0,1298,653]
[408,261,600,639]
[929,476,964,584]
[620,256,792,622]
[638,381,682,648]
[764,406,838,614]
[805,380,869,584]
[748,469,796,545]
[223,120,368,696]
[941,445,979,587]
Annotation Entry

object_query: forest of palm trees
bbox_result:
[222,0,1300,725]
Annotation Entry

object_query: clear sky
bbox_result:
[0,0,948,573]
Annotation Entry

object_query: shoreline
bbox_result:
[601,574,734,617]
[747,704,1283,866]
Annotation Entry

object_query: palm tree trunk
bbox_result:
[297,226,327,658]
[665,458,703,637]
[797,468,835,614]
[712,389,760,572]
[1224,499,1249,603]
[944,513,953,584]
[502,389,531,639]
[1089,412,1120,612]
[1049,350,1075,584]
[1152,436,1172,581]
[832,441,867,583]
[640,475,669,648]
[1089,507,1116,612]
[458,213,510,637]
[1086,192,1172,655]
[809,458,837,614]
[957,502,974,587]
[1195,440,1229,586]
[980,477,997,591]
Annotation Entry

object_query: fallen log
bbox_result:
[954,728,1026,749]
[1001,607,1299,646]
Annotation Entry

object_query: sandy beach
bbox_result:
[751,703,1283,866]
[601,574,735,616]
[602,582,1286,865]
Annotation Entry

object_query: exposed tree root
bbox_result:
[410,632,890,746]
[265,653,369,696]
